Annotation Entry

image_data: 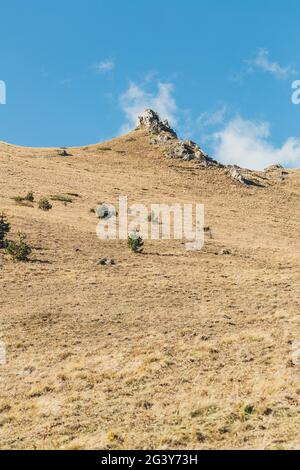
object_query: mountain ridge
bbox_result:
[1,109,299,174]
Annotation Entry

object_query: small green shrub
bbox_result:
[38,198,52,211]
[25,191,34,202]
[128,232,144,254]
[12,191,34,204]
[244,404,255,415]
[6,233,32,262]
[13,196,25,203]
[0,213,10,248]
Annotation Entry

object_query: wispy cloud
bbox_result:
[230,48,297,84]
[247,48,296,80]
[94,59,115,74]
[119,80,178,133]
[211,116,300,170]
[60,78,73,86]
[196,105,228,129]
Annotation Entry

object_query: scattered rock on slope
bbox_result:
[227,165,267,187]
[264,164,284,172]
[264,164,288,183]
[228,165,248,185]
[96,258,116,266]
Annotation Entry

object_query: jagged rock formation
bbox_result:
[138,109,177,137]
[137,109,287,186]
[228,165,248,186]
[137,109,219,167]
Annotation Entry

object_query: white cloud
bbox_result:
[196,105,228,129]
[95,60,115,74]
[212,116,300,170]
[119,81,178,133]
[248,48,296,80]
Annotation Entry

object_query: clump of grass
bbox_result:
[67,193,80,198]
[98,147,112,152]
[12,197,33,207]
[6,233,32,262]
[12,196,25,203]
[12,191,34,205]
[38,198,52,211]
[204,226,212,238]
[107,431,124,444]
[0,213,10,249]
[50,195,73,203]
[128,231,144,254]
[244,404,255,415]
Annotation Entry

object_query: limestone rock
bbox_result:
[96,258,116,266]
[137,109,219,167]
[228,166,248,185]
[219,249,231,256]
[137,109,177,137]
[264,164,284,172]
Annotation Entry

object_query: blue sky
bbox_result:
[1,0,300,169]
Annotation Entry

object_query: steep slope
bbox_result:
[0,112,299,450]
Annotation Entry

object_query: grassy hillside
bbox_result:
[0,127,299,449]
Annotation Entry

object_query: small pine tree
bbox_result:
[6,233,32,262]
[25,191,34,202]
[0,213,10,248]
[38,198,52,211]
[128,231,144,254]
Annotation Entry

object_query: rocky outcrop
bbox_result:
[264,164,284,172]
[264,164,288,183]
[137,109,282,183]
[137,109,177,137]
[165,140,219,167]
[228,165,248,185]
[137,109,219,167]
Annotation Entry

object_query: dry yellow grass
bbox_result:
[0,129,299,449]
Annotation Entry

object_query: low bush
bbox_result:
[128,232,144,254]
[38,198,52,211]
[25,191,34,202]
[0,213,10,248]
[6,233,32,262]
